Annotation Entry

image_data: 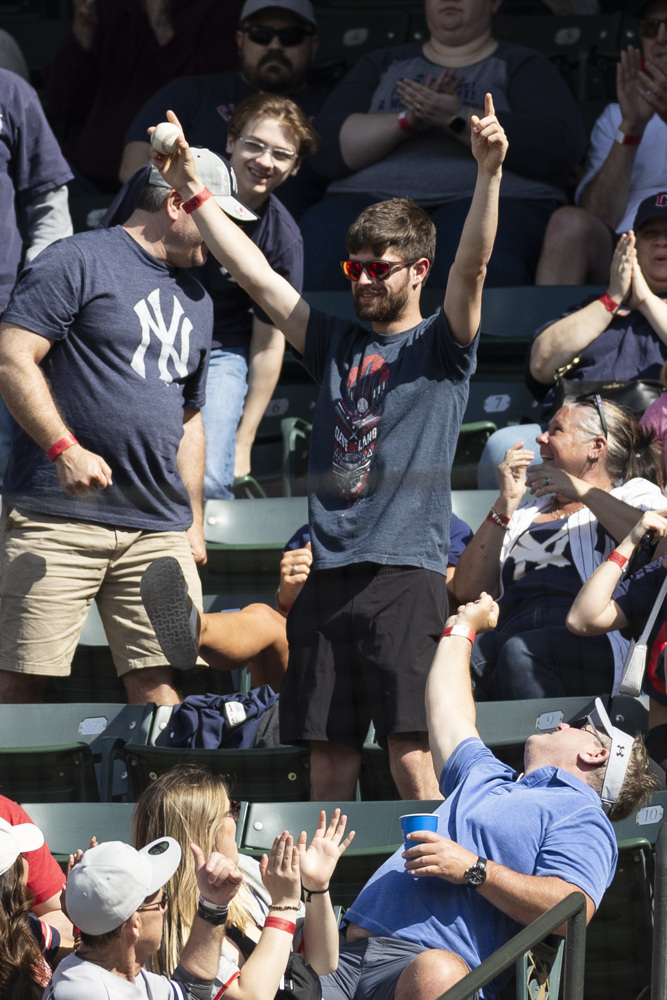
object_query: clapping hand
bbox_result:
[260,832,301,907]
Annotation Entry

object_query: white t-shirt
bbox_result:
[44,953,187,999]
[575,103,667,233]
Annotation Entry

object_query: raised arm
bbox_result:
[567,509,667,635]
[425,594,499,777]
[444,93,507,346]
[578,47,654,228]
[452,442,533,603]
[151,113,310,355]
[529,234,634,384]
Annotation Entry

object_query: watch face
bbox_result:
[465,860,486,887]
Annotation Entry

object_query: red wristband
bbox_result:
[599,292,620,315]
[486,508,511,530]
[264,916,296,934]
[182,187,212,214]
[276,598,293,615]
[47,434,78,462]
[607,550,629,570]
[397,110,419,136]
[615,128,641,146]
[440,624,476,643]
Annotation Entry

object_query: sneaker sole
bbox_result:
[140,557,199,671]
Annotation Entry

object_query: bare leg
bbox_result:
[0,670,46,703]
[387,732,443,800]
[200,604,289,692]
[309,740,361,800]
[394,949,470,1000]
[122,666,181,706]
[535,206,614,286]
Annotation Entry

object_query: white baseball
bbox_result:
[151,122,182,155]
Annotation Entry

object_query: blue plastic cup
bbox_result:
[400,813,438,850]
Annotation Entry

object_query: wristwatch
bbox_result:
[449,108,468,133]
[463,856,487,889]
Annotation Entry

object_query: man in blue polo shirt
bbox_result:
[320,593,658,1000]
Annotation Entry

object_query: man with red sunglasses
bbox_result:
[149,92,507,801]
[537,0,667,285]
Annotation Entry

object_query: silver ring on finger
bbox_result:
[545,477,551,486]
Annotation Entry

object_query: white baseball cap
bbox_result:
[149,148,258,223]
[0,817,45,876]
[66,837,182,935]
[590,698,635,815]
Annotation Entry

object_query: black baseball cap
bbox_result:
[633,192,667,231]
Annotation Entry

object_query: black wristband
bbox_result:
[197,902,227,925]
[302,883,329,903]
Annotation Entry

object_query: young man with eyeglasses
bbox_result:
[44,837,245,999]
[148,93,507,801]
[537,0,667,285]
[120,0,326,218]
[317,593,657,1000]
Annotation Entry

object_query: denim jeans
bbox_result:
[299,195,560,291]
[202,346,248,500]
[470,600,614,701]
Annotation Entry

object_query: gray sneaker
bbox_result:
[140,557,200,671]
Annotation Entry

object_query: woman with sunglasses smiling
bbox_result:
[133,766,353,998]
[454,396,665,702]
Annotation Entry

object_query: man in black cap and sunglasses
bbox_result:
[146,94,507,801]
[537,0,667,285]
[120,0,326,217]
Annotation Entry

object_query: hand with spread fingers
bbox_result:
[297,809,355,893]
[497,442,534,509]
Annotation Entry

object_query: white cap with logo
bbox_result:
[149,148,258,223]
[590,697,635,815]
[65,837,182,935]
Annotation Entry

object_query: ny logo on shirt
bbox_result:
[131,289,192,383]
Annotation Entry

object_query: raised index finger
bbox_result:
[485,92,495,119]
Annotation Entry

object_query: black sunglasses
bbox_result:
[226,799,241,822]
[341,259,417,281]
[241,25,314,46]
[570,715,605,747]
[577,392,608,439]
[639,17,667,38]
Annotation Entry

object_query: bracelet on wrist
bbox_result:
[614,128,641,146]
[182,187,212,214]
[198,896,230,914]
[486,508,510,530]
[599,292,620,315]
[275,591,293,615]
[264,916,296,934]
[440,624,476,643]
[302,883,329,903]
[397,110,419,136]
[197,902,228,925]
[269,903,301,911]
[47,434,78,462]
[607,550,629,571]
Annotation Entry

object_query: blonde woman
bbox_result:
[132,766,353,997]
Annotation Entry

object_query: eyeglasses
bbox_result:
[639,17,667,37]
[238,137,298,163]
[340,259,417,281]
[226,799,241,823]
[241,25,314,47]
[570,715,606,748]
[138,892,169,914]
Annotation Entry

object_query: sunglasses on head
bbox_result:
[639,17,667,37]
[340,259,417,281]
[241,25,313,46]
[577,392,608,439]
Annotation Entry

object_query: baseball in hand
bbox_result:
[150,122,182,155]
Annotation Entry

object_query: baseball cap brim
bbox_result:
[139,836,183,896]
[149,147,258,224]
[591,698,635,814]
[0,818,45,876]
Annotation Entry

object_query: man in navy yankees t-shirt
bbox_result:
[0,151,244,707]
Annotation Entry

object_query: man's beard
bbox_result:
[352,280,411,324]
[244,51,303,93]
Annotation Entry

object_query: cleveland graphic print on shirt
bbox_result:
[333,353,390,502]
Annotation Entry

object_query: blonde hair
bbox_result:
[132,765,256,975]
